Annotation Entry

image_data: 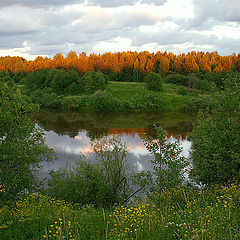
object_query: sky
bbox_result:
[0,0,239,60]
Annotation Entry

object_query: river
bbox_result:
[34,111,196,179]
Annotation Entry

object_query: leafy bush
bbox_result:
[190,76,240,184]
[133,125,187,202]
[165,74,189,86]
[145,72,163,91]
[51,69,82,95]
[62,95,89,111]
[82,71,107,94]
[187,74,201,89]
[90,90,120,111]
[46,136,130,206]
[0,82,54,201]
[143,94,164,110]
[199,79,217,92]
[183,95,212,112]
[118,99,135,111]
[177,86,188,95]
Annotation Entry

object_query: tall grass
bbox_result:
[1,184,239,240]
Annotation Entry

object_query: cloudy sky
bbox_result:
[0,0,239,59]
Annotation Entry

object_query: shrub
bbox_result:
[165,74,189,86]
[51,69,81,95]
[46,136,130,206]
[182,95,212,112]
[62,95,88,111]
[177,86,188,95]
[143,94,164,110]
[199,79,217,92]
[90,90,119,111]
[0,82,54,201]
[144,72,163,91]
[133,125,187,203]
[190,77,240,184]
[187,74,201,89]
[82,71,107,94]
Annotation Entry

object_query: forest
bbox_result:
[1,51,238,112]
[1,51,239,75]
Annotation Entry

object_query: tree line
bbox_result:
[0,51,239,75]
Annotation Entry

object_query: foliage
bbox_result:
[190,75,240,184]
[46,136,130,206]
[82,71,107,94]
[0,194,106,240]
[187,74,201,89]
[142,94,164,110]
[1,51,237,76]
[30,89,63,110]
[51,69,83,95]
[144,72,163,91]
[182,95,212,112]
[165,74,189,86]
[109,183,240,240]
[90,90,120,111]
[62,95,89,111]
[0,82,54,201]
[2,184,240,239]
[134,125,187,202]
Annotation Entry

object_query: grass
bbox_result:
[18,81,205,112]
[106,81,200,111]
[1,184,239,240]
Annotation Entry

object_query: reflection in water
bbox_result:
[36,111,196,179]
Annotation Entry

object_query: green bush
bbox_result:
[51,69,82,95]
[187,74,201,89]
[0,82,53,201]
[143,94,164,110]
[145,72,163,91]
[190,77,240,184]
[165,74,189,86]
[62,95,89,111]
[46,136,130,206]
[82,71,107,94]
[177,86,188,95]
[183,95,212,112]
[90,90,119,111]
[133,125,187,202]
[199,79,217,92]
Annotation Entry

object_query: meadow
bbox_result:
[1,184,239,240]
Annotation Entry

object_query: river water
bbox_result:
[35,111,196,179]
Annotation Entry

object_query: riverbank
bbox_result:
[22,81,209,112]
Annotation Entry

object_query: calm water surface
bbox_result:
[35,111,196,179]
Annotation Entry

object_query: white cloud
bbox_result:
[0,0,239,59]
[93,37,136,53]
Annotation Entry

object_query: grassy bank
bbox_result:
[1,184,239,240]
[22,81,207,112]
[106,82,197,111]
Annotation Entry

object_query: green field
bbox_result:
[105,81,201,111]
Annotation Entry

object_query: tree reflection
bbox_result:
[35,111,196,140]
